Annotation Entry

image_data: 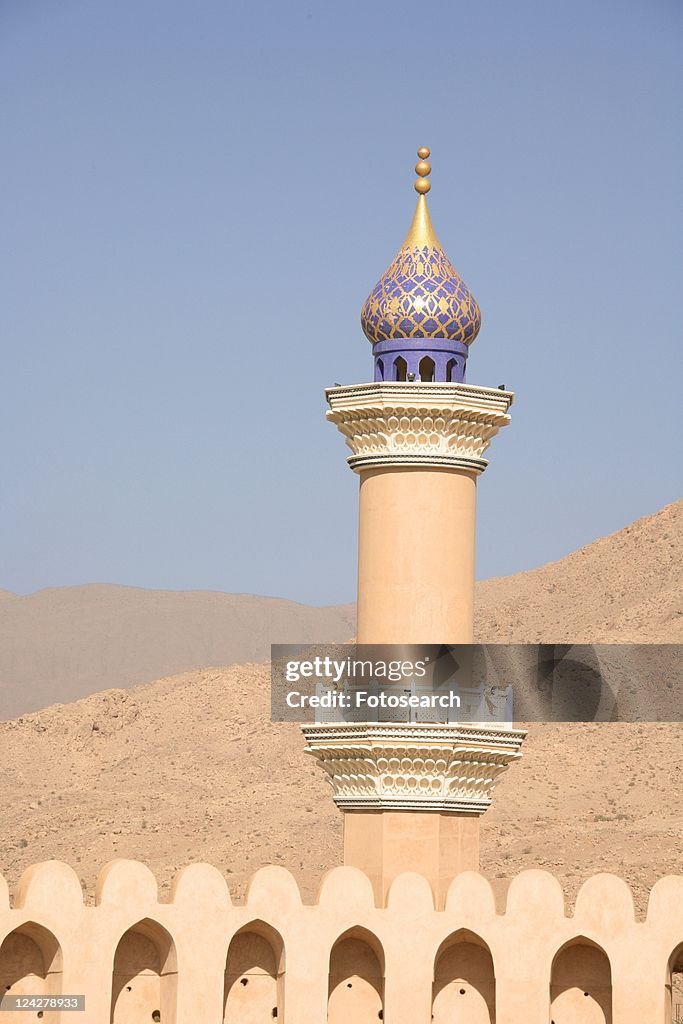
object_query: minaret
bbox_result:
[303,150,525,907]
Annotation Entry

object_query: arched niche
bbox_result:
[110,919,177,1024]
[432,928,495,1023]
[223,921,284,1023]
[0,923,62,1015]
[446,357,457,382]
[550,937,612,1024]
[328,926,384,1024]
[393,356,407,382]
[666,942,683,1023]
[419,355,435,382]
[375,358,384,382]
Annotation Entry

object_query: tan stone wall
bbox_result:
[0,860,681,1024]
[343,810,480,907]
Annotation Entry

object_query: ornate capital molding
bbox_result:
[302,722,526,814]
[325,382,513,473]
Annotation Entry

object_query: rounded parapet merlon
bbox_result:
[325,381,513,473]
[574,873,636,930]
[96,858,159,907]
[171,862,232,909]
[646,875,683,926]
[505,869,566,920]
[445,870,497,919]
[15,860,84,912]
[386,872,435,911]
[317,866,377,909]
[245,866,302,912]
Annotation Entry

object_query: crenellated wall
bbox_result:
[0,860,681,1024]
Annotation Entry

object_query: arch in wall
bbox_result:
[419,355,435,382]
[110,918,177,1024]
[666,942,683,1023]
[446,358,457,382]
[432,928,495,1024]
[328,926,384,1024]
[394,356,407,382]
[223,920,284,1023]
[0,923,62,1017]
[376,358,384,381]
[550,936,612,1024]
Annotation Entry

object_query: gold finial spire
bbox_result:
[401,191,441,250]
[414,146,431,195]
[360,146,482,347]
[403,146,440,248]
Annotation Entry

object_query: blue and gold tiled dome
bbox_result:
[361,149,480,384]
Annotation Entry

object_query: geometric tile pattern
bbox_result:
[361,243,482,345]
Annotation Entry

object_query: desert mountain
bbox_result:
[1,500,681,720]
[0,500,681,912]
[474,499,682,644]
[0,586,354,719]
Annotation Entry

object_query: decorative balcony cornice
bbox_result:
[325,382,513,473]
[302,722,526,814]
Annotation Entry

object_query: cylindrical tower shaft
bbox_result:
[357,466,476,644]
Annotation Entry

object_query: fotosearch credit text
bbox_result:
[271,643,682,724]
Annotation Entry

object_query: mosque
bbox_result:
[0,150,680,1024]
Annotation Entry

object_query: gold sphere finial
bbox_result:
[361,144,482,348]
[414,146,432,194]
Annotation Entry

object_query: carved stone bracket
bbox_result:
[302,722,526,814]
[325,381,514,473]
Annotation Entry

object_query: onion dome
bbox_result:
[360,149,481,354]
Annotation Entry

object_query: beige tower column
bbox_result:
[357,465,476,643]
[334,380,509,645]
[303,381,525,907]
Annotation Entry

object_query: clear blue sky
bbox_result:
[2,0,681,605]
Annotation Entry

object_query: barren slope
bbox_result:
[1,500,681,912]
[475,500,682,643]
[1,501,680,720]
[0,586,354,719]
[1,663,680,915]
